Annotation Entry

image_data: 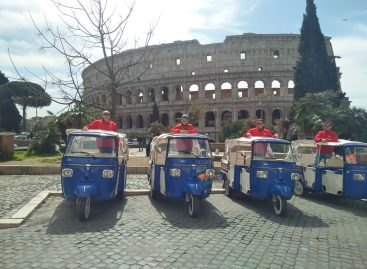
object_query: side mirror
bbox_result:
[240,151,246,157]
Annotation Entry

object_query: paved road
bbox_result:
[1,176,367,268]
[0,175,223,218]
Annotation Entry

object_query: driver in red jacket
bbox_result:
[243,119,278,157]
[170,114,198,153]
[82,110,118,153]
[313,120,338,167]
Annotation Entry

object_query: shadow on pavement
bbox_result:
[301,192,367,218]
[149,195,229,229]
[227,193,329,228]
[46,198,126,235]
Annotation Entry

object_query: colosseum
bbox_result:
[82,33,338,140]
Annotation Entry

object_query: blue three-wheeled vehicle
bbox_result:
[147,133,215,217]
[61,130,128,221]
[220,137,300,216]
[293,139,367,200]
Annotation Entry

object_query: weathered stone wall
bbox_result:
[82,33,337,139]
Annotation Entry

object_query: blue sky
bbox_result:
[0,0,366,118]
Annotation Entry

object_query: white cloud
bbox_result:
[333,35,367,110]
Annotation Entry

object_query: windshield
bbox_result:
[253,142,295,162]
[65,135,116,158]
[168,138,212,158]
[345,146,367,164]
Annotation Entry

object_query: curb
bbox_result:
[0,188,225,229]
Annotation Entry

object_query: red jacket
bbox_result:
[314,130,338,154]
[84,119,118,132]
[244,128,275,138]
[83,119,118,149]
[170,123,198,134]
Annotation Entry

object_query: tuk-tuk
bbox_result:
[61,130,129,221]
[147,133,215,217]
[220,137,300,216]
[293,139,367,199]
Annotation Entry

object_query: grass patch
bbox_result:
[12,151,62,162]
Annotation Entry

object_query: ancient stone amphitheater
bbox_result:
[82,33,337,139]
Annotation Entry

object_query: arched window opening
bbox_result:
[205,111,215,127]
[237,81,249,98]
[161,113,169,127]
[255,81,264,96]
[204,83,215,100]
[136,115,144,128]
[238,110,249,120]
[272,109,282,125]
[255,109,266,120]
[161,87,169,101]
[175,85,183,100]
[126,115,133,129]
[221,111,232,126]
[221,82,232,99]
[189,84,199,101]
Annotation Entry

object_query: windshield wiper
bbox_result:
[70,151,96,159]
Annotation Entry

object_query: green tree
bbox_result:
[0,73,22,131]
[0,81,51,130]
[218,120,245,142]
[27,119,62,155]
[188,102,206,128]
[294,0,339,99]
[148,121,166,137]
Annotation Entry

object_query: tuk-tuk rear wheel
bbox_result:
[273,195,287,217]
[77,197,91,221]
[188,195,200,217]
[224,180,233,197]
[294,180,305,196]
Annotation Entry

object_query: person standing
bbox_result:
[82,110,117,132]
[313,120,338,167]
[170,114,198,134]
[82,110,118,153]
[243,119,278,157]
[243,119,277,138]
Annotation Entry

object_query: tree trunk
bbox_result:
[22,105,27,131]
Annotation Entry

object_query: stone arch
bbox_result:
[254,80,264,96]
[161,113,169,127]
[237,81,249,98]
[148,88,155,102]
[221,110,232,126]
[101,94,107,104]
[221,82,232,99]
[175,85,184,100]
[117,116,123,129]
[126,115,133,129]
[272,109,282,125]
[205,111,215,127]
[136,114,144,128]
[125,90,132,104]
[189,84,199,101]
[271,80,281,96]
[288,80,295,95]
[137,90,144,104]
[255,109,266,120]
[161,86,169,101]
[204,83,215,100]
[238,110,250,120]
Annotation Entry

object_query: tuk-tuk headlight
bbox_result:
[62,168,73,178]
[102,169,114,178]
[291,173,300,181]
[170,168,181,177]
[353,174,365,181]
[206,169,215,179]
[256,171,268,179]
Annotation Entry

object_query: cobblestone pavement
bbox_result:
[0,175,223,218]
[1,181,367,268]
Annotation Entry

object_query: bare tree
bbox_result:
[31,0,156,120]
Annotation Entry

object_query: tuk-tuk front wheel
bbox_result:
[77,197,91,221]
[294,180,305,196]
[224,180,233,197]
[273,195,287,216]
[188,194,200,217]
